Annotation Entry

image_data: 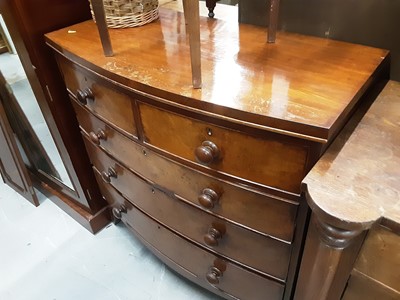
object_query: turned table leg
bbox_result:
[205,0,219,18]
[182,0,202,88]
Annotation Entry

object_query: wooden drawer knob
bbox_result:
[89,130,107,145]
[198,188,219,209]
[112,205,126,220]
[195,141,220,164]
[76,87,94,105]
[101,167,117,183]
[206,266,223,285]
[204,227,222,247]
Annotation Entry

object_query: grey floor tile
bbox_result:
[0,179,220,300]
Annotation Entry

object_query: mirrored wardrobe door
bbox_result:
[0,71,39,206]
[0,0,109,233]
[0,16,75,192]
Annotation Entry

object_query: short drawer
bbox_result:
[88,138,291,280]
[139,103,309,193]
[96,177,285,300]
[77,109,297,242]
[58,57,136,137]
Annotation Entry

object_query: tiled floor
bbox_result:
[0,2,239,299]
[0,180,219,300]
[0,51,74,189]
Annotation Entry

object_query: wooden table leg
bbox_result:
[267,0,280,43]
[91,0,113,56]
[205,0,219,18]
[182,0,202,88]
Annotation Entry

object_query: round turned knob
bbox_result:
[76,87,94,105]
[101,167,117,183]
[198,188,219,209]
[195,141,220,165]
[89,130,107,145]
[206,266,223,285]
[204,227,222,247]
[112,205,126,220]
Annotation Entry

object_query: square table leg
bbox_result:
[183,0,202,88]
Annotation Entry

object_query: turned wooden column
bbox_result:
[294,213,366,300]
[205,0,219,18]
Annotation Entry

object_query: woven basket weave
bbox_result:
[90,0,159,28]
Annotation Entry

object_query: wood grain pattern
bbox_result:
[94,177,285,300]
[342,269,400,300]
[45,7,388,141]
[72,97,299,241]
[140,102,309,193]
[303,81,400,229]
[86,137,292,280]
[297,81,400,299]
[353,225,400,291]
[294,214,366,300]
[46,3,393,298]
[182,0,202,88]
[58,57,137,137]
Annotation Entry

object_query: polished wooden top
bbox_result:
[45,6,388,141]
[303,80,400,230]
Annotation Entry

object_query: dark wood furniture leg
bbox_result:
[91,0,113,57]
[267,0,280,43]
[205,0,219,18]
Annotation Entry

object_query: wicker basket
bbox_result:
[90,0,159,28]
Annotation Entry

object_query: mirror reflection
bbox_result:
[0,15,74,190]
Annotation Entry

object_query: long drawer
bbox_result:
[95,174,285,300]
[139,102,309,193]
[73,99,298,242]
[87,136,292,280]
[58,58,137,137]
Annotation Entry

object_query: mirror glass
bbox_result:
[0,15,74,190]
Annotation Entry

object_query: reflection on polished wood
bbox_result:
[205,0,219,18]
[296,81,400,299]
[91,0,113,57]
[182,0,202,88]
[46,4,392,299]
[45,7,388,141]
[267,0,280,43]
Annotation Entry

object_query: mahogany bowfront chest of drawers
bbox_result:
[45,7,389,300]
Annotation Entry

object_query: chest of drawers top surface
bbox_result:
[45,7,388,142]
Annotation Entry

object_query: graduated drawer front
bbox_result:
[74,103,297,242]
[86,137,291,280]
[95,176,285,300]
[58,58,136,137]
[139,103,309,194]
